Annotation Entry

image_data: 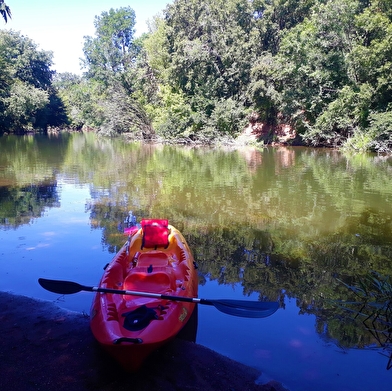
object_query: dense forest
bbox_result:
[1,0,392,152]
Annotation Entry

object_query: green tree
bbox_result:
[3,81,49,129]
[252,0,316,54]
[342,1,392,152]
[76,7,153,136]
[0,30,66,132]
[149,0,267,139]
[143,16,171,84]
[306,0,392,149]
[250,0,392,150]
[0,30,53,89]
[165,0,258,104]
[348,3,392,110]
[54,73,106,129]
[82,7,137,82]
[141,17,190,138]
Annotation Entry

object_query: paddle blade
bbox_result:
[211,299,279,318]
[38,278,88,295]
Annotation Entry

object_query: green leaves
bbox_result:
[155,0,263,138]
[4,81,49,128]
[165,0,257,100]
[83,7,137,79]
[0,30,62,132]
[77,7,154,135]
[28,0,390,147]
[249,0,392,150]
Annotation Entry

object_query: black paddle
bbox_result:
[38,278,279,318]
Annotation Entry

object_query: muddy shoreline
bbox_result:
[0,292,288,391]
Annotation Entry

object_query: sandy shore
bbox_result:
[0,292,288,391]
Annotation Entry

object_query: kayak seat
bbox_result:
[124,270,174,294]
[141,219,169,249]
[137,252,169,267]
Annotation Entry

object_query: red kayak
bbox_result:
[89,219,198,371]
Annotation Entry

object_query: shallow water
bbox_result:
[1,133,391,390]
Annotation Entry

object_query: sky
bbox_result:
[1,0,172,74]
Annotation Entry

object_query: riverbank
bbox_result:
[0,292,289,391]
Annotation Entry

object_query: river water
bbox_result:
[1,132,391,391]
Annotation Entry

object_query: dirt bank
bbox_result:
[0,292,289,391]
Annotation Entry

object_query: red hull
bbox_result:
[90,223,198,371]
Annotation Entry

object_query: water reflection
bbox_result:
[0,183,60,228]
[1,133,392,390]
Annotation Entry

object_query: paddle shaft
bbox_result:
[89,285,211,304]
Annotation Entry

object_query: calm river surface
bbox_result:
[1,132,392,391]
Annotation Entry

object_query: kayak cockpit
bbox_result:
[124,267,176,294]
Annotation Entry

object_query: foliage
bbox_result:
[160,0,262,139]
[82,6,137,82]
[148,85,194,140]
[97,81,153,138]
[143,16,171,83]
[252,0,316,54]
[256,0,359,135]
[250,0,392,149]
[3,81,49,129]
[205,98,249,137]
[76,7,153,136]
[2,0,391,148]
[367,110,392,153]
[0,30,66,133]
[54,74,107,129]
